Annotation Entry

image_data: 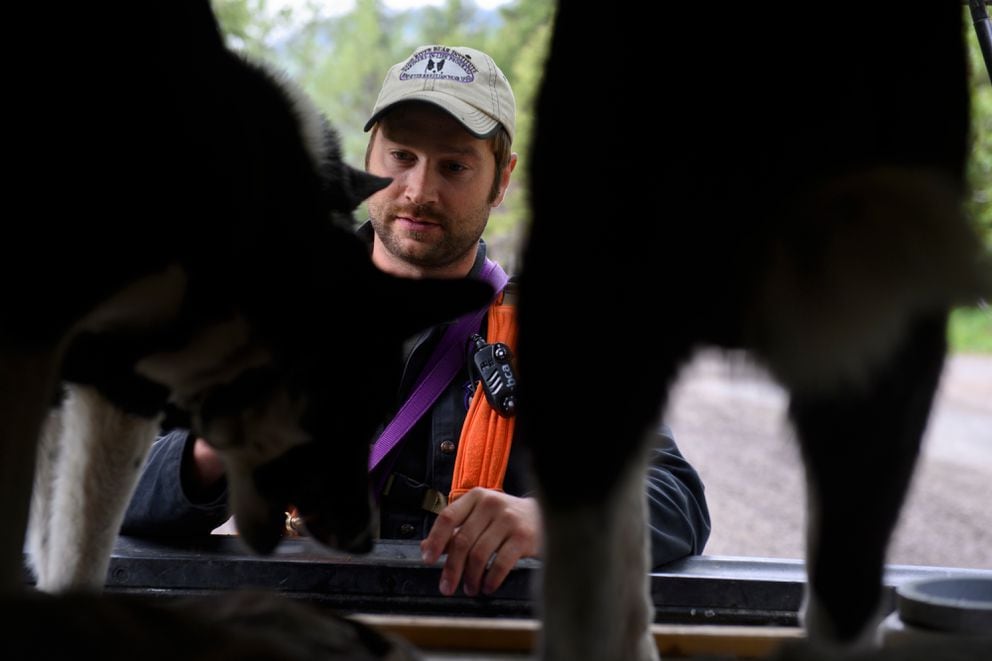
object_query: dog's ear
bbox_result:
[375,274,495,340]
[164,0,226,56]
[345,168,392,210]
[318,160,391,213]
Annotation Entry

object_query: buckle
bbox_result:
[421,488,448,514]
[382,472,448,514]
[284,508,305,537]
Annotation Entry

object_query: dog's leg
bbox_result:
[537,435,659,661]
[0,350,61,593]
[516,312,682,661]
[26,404,66,586]
[35,384,159,592]
[516,291,679,661]
[788,313,947,649]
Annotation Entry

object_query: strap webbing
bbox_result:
[448,285,517,502]
[367,259,508,472]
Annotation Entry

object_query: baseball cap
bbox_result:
[364,44,516,144]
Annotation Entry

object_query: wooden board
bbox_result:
[353,614,803,658]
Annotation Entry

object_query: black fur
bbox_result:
[518,3,986,657]
[1,0,491,591]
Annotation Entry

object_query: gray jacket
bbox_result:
[122,233,711,568]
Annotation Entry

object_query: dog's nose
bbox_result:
[298,506,377,555]
[237,510,287,556]
[343,528,375,554]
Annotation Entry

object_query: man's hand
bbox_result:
[420,488,542,597]
[181,437,226,500]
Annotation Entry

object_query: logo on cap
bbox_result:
[399,47,477,84]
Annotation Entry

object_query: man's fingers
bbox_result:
[437,526,479,595]
[436,503,502,595]
[458,521,511,596]
[481,541,521,595]
[421,493,477,565]
[423,489,541,597]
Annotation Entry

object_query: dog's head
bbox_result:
[125,119,494,552]
[87,3,494,555]
[135,259,491,555]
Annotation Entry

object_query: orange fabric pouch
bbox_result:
[448,288,518,502]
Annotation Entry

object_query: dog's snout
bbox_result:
[298,503,377,555]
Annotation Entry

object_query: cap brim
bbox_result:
[363,92,501,140]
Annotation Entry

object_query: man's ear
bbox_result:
[492,152,518,207]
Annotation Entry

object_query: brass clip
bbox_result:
[422,488,448,514]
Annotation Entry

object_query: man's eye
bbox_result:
[446,162,468,173]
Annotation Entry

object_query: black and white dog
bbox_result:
[0,1,489,593]
[517,4,990,660]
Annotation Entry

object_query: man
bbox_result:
[122,45,711,597]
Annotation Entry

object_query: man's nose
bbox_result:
[403,163,439,206]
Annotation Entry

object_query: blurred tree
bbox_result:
[212,0,554,268]
[300,0,403,164]
[212,0,311,61]
[209,2,988,283]
[966,16,992,250]
[482,0,555,270]
[418,0,476,46]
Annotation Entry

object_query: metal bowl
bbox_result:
[896,576,992,635]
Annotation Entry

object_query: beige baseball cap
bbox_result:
[364,45,516,144]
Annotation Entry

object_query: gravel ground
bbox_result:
[664,350,992,570]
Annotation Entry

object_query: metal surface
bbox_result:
[971,0,992,85]
[896,576,992,635]
[51,536,990,627]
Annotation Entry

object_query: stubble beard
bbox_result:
[369,202,488,271]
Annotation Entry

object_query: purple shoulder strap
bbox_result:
[367,258,509,471]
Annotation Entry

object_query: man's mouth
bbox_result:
[396,214,441,232]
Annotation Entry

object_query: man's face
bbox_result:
[366,103,499,278]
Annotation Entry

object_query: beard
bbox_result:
[368,200,489,271]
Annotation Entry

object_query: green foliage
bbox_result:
[210,2,991,353]
[960,14,992,354]
[211,0,554,267]
[212,0,315,61]
[949,303,992,353]
[966,16,992,252]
